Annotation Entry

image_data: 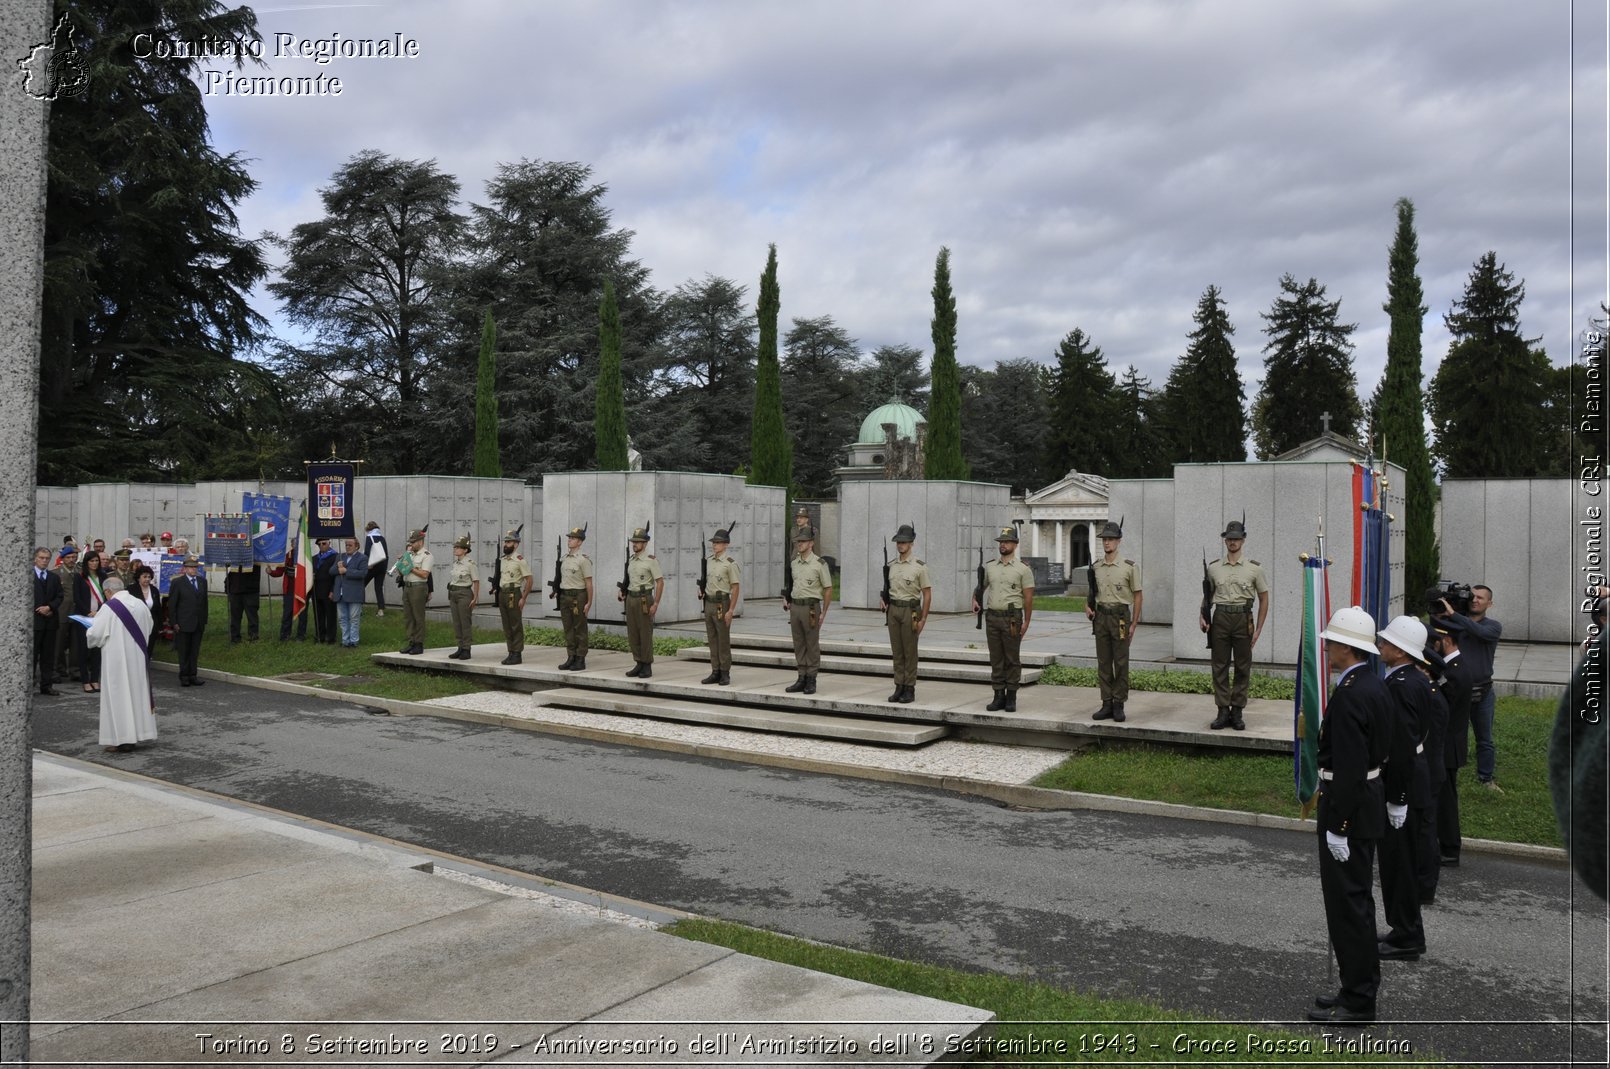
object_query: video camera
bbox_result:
[1426,580,1473,617]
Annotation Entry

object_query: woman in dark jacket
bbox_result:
[74,551,107,692]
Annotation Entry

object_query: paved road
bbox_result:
[33,680,1606,1066]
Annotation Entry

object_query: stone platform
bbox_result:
[372,640,1293,753]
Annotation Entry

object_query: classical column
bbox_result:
[1054,521,1065,570]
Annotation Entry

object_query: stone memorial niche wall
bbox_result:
[540,471,783,624]
[836,479,1012,614]
[1441,478,1577,643]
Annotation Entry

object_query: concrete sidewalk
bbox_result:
[30,754,992,1066]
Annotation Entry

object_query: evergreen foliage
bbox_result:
[1045,328,1116,476]
[594,280,629,470]
[858,344,930,413]
[1251,275,1360,459]
[1158,285,1246,462]
[1370,198,1438,596]
[924,247,970,479]
[960,360,1054,493]
[1108,366,1170,478]
[748,245,793,495]
[782,316,862,496]
[473,310,501,477]
[643,275,755,472]
[40,0,272,482]
[268,151,466,475]
[1429,252,1562,477]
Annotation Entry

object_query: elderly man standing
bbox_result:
[167,555,209,687]
[1307,606,1392,1025]
[396,529,433,655]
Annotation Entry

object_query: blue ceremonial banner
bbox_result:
[158,556,184,596]
[244,492,293,564]
[204,514,254,567]
[306,462,356,540]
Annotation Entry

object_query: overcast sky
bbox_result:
[202,0,1607,404]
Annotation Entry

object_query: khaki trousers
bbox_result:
[1209,609,1253,706]
[789,599,822,677]
[499,588,524,653]
[559,589,588,658]
[887,604,919,685]
[702,594,731,671]
[625,592,654,663]
[1094,607,1130,701]
[447,585,474,650]
[402,582,428,648]
[985,609,1023,689]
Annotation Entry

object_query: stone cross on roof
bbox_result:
[1320,410,1332,434]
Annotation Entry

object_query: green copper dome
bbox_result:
[857,401,924,445]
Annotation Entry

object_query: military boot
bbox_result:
[803,676,817,694]
[1231,706,1246,731]
[785,676,808,693]
[986,689,1007,711]
[572,657,586,672]
[1210,706,1233,730]
[1093,700,1114,721]
[718,672,731,686]
[1111,701,1126,723]
[1003,690,1017,712]
[558,655,576,671]
[899,685,915,704]
[888,682,903,703]
[700,670,721,684]
[638,663,652,679]
[625,663,643,677]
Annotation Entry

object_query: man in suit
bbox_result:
[32,547,64,696]
[1308,605,1392,1025]
[1430,617,1473,868]
[168,555,209,686]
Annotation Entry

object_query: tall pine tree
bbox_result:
[781,316,861,496]
[748,245,793,497]
[473,310,501,477]
[1428,252,1557,477]
[1370,198,1437,597]
[594,280,629,470]
[1159,285,1245,463]
[1109,366,1168,478]
[1251,275,1360,458]
[1045,328,1116,476]
[924,247,969,479]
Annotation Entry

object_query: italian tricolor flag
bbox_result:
[1294,534,1331,817]
[291,502,314,619]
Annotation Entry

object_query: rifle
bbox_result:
[781,522,793,609]
[619,520,645,606]
[1200,548,1215,649]
[973,544,985,629]
[700,520,734,603]
[546,536,562,600]
[880,543,891,617]
[1086,555,1098,633]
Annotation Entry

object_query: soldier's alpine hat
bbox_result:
[503,525,523,542]
[181,555,201,567]
[709,528,731,544]
[408,529,427,543]
[566,526,587,541]
[1098,520,1124,540]
[453,533,472,551]
[630,527,650,542]
[892,524,916,543]
[793,526,816,542]
[995,526,1019,543]
[1221,519,1248,540]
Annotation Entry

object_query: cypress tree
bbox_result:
[749,245,793,498]
[1372,198,1438,597]
[473,309,502,477]
[924,246,969,479]
[594,279,629,470]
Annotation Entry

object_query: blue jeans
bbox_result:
[1472,685,1496,782]
[338,600,361,646]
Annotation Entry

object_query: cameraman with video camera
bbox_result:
[1434,582,1502,793]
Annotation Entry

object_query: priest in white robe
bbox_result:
[86,576,157,751]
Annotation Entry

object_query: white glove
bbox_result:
[1386,804,1408,830]
[1325,831,1350,862]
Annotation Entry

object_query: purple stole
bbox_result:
[105,597,155,709]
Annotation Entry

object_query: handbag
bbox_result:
[367,536,387,569]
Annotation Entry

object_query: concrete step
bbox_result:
[726,632,1057,667]
[538,688,949,746]
[372,644,1292,753]
[674,646,1042,684]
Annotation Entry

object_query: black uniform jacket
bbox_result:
[1384,662,1439,809]
[1438,652,1473,769]
[1317,663,1391,839]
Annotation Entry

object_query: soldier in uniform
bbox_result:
[699,526,741,685]
[52,544,79,681]
[1428,616,1471,869]
[396,529,433,655]
[1375,615,1435,962]
[973,526,1034,713]
[882,524,931,704]
[1202,518,1270,730]
[784,526,833,694]
[445,534,480,661]
[1308,605,1391,1025]
[620,526,665,678]
[1087,519,1141,723]
[493,526,532,666]
[556,525,593,671]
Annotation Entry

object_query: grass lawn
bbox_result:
[1030,695,1563,847]
[666,918,1453,1066]
[1033,593,1087,613]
